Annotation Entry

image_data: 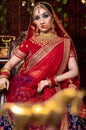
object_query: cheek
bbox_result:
[34,21,40,27]
[46,17,53,25]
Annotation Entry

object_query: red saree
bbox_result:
[5,1,86,129]
[7,37,76,103]
[5,36,81,130]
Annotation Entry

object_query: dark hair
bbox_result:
[40,2,53,15]
[32,2,53,15]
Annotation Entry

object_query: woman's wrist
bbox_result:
[0,67,10,79]
[54,76,59,83]
[47,78,52,88]
[47,76,60,88]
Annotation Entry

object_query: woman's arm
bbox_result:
[0,55,23,90]
[37,57,79,93]
[3,55,23,71]
[55,57,79,82]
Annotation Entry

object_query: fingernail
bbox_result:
[37,91,41,94]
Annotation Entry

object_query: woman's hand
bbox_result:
[0,78,9,91]
[37,80,49,93]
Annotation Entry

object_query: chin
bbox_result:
[40,28,51,33]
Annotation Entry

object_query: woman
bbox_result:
[0,1,85,130]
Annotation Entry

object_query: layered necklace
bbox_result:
[31,32,61,46]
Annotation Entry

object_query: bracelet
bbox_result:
[1,67,10,74]
[47,78,52,88]
[47,77,58,88]
[0,67,10,79]
[50,77,56,86]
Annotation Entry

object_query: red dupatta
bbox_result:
[20,1,74,77]
[19,2,79,89]
[20,37,71,85]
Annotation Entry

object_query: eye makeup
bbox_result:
[34,12,49,21]
[42,13,49,18]
[34,15,40,20]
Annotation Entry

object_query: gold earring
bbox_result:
[35,27,39,36]
[51,24,56,34]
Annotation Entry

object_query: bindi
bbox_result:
[37,3,43,14]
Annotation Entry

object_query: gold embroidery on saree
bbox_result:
[56,38,71,75]
[26,38,63,71]
[30,33,61,46]
[14,47,26,59]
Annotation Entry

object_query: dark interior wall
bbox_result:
[0,0,86,38]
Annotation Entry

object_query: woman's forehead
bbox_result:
[33,7,48,15]
[33,4,52,17]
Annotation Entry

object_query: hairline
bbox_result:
[32,3,53,19]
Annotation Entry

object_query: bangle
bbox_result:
[50,77,56,86]
[47,77,57,88]
[47,78,52,88]
[1,67,10,74]
[0,67,10,79]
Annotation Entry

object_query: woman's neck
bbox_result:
[37,31,58,40]
[31,31,62,46]
[40,31,55,36]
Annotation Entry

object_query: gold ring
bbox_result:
[0,84,3,90]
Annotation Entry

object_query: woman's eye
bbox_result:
[34,16,40,20]
[43,13,49,18]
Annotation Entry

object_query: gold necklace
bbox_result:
[31,33,61,46]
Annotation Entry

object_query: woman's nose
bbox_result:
[40,17,45,24]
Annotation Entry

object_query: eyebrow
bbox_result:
[34,11,48,17]
[42,12,48,15]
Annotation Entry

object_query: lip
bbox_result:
[40,25,47,28]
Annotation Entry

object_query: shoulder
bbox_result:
[18,38,33,49]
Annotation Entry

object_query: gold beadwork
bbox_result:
[1,68,10,74]
[31,32,61,46]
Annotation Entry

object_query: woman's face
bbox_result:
[33,6,53,33]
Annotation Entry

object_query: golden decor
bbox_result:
[0,87,85,130]
[0,35,16,58]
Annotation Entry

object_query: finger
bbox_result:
[37,85,42,94]
[37,87,42,92]
[37,88,42,94]
[0,83,4,90]
[6,81,9,90]
[3,83,7,89]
